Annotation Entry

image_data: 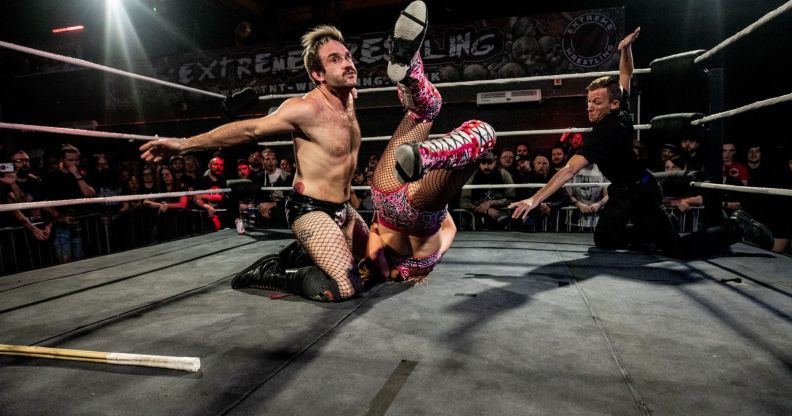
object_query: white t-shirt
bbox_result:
[568,164,606,228]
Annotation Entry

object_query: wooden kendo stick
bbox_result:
[0,344,201,372]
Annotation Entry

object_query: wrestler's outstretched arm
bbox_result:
[140,97,313,162]
[618,27,640,93]
[509,154,589,219]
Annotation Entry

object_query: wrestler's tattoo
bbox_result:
[293,181,305,194]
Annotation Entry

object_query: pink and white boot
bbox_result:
[395,120,497,183]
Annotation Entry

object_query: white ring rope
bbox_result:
[0,182,613,213]
[424,68,653,88]
[5,90,783,149]
[0,122,178,142]
[0,37,653,103]
[356,183,612,191]
[690,92,792,125]
[455,183,612,190]
[2,85,786,149]
[0,188,229,213]
[260,88,789,147]
[258,125,654,147]
[690,182,792,197]
[0,40,226,99]
[2,86,776,147]
[694,1,792,64]
[471,124,653,137]
[257,69,653,101]
[4,179,791,213]
[1,36,651,103]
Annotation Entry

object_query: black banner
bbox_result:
[12,8,624,120]
[165,7,624,96]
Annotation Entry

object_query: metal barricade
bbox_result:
[557,206,599,232]
[0,214,105,275]
[1,208,216,276]
[452,209,476,231]
[664,206,703,233]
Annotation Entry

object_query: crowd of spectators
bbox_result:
[647,136,792,253]
[457,133,608,233]
[452,132,792,255]
[3,133,791,274]
[0,143,296,271]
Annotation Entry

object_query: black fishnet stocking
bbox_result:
[372,114,476,211]
[290,206,368,299]
[372,114,430,192]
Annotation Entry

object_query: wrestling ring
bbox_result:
[1,2,792,415]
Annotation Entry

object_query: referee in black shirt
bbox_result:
[509,27,772,257]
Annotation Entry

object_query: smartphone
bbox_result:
[0,163,15,173]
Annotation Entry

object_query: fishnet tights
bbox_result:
[373,114,477,211]
[290,206,368,299]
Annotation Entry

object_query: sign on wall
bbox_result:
[163,7,625,96]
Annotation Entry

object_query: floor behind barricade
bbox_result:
[1,230,791,415]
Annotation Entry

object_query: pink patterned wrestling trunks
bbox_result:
[389,250,442,281]
[371,184,446,236]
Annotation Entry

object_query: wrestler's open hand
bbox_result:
[576,202,593,214]
[140,139,184,163]
[31,225,49,241]
[257,202,276,219]
[618,27,640,50]
[508,198,538,219]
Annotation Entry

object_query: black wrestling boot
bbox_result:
[387,0,428,83]
[278,240,314,269]
[730,210,773,250]
[231,254,286,290]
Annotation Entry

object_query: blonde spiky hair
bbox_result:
[301,25,345,85]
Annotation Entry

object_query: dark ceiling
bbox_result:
[1,1,631,56]
[1,0,788,70]
[1,0,789,139]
